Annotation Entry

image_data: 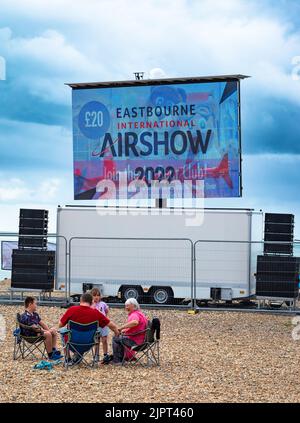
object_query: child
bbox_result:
[20,296,62,360]
[90,287,110,364]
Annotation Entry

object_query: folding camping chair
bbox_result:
[13,313,47,360]
[61,320,100,369]
[122,318,160,367]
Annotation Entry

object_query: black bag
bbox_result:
[151,317,160,340]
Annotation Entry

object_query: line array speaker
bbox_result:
[19,209,49,219]
[263,213,294,255]
[256,255,300,299]
[18,209,49,250]
[11,249,55,291]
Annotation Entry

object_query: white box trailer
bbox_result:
[56,206,262,304]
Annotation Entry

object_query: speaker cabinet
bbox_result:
[19,209,49,220]
[264,223,294,235]
[11,249,55,290]
[264,213,294,255]
[18,237,48,249]
[256,255,300,299]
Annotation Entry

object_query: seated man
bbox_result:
[20,296,62,360]
[59,292,119,364]
[112,298,148,365]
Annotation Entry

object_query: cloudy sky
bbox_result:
[0,0,300,237]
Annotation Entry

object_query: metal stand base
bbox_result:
[9,288,52,302]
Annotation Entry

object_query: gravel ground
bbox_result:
[0,301,300,403]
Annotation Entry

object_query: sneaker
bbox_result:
[102,354,110,364]
[50,351,63,360]
[94,354,100,363]
[47,352,54,360]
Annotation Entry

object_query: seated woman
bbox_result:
[111,298,148,365]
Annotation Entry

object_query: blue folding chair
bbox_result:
[13,313,47,361]
[61,320,100,369]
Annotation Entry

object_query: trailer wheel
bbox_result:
[120,286,143,303]
[150,287,174,305]
[70,294,81,303]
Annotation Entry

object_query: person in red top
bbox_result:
[111,298,148,365]
[59,293,119,364]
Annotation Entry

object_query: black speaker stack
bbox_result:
[18,208,48,249]
[11,209,55,291]
[11,250,55,291]
[263,213,294,255]
[256,255,299,299]
[256,213,299,299]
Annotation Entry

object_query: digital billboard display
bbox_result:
[70,77,243,200]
